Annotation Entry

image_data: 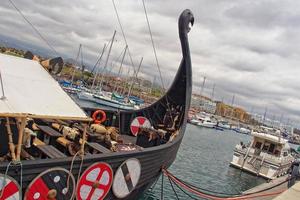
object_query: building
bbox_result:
[215,102,250,122]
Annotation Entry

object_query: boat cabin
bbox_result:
[250,132,290,158]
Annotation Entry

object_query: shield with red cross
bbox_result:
[0,174,20,200]
[76,162,113,200]
[24,167,75,200]
[130,116,151,136]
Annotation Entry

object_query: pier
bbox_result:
[273,181,300,200]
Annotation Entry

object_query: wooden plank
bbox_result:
[87,142,111,153]
[37,145,67,158]
[0,113,92,122]
[33,138,46,146]
[38,125,62,137]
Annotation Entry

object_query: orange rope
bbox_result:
[162,168,286,200]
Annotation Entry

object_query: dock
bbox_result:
[243,176,289,200]
[273,181,300,200]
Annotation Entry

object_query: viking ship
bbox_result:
[0,9,194,199]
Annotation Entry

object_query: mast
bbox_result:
[113,45,128,93]
[230,94,235,119]
[71,44,82,87]
[127,57,143,98]
[263,107,268,124]
[98,30,116,91]
[91,44,107,91]
[150,76,156,94]
[211,83,215,100]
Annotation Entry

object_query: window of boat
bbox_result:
[283,151,288,157]
[268,143,276,154]
[254,141,262,149]
[262,142,270,151]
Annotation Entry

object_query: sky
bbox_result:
[1,0,300,126]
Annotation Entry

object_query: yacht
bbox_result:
[234,127,251,134]
[197,116,217,128]
[217,120,231,129]
[230,131,295,179]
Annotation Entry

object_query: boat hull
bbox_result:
[0,130,183,199]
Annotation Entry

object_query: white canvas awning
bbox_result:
[0,53,90,121]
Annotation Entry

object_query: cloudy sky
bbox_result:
[1,0,300,125]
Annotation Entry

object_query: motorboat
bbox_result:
[230,131,295,179]
[197,116,217,128]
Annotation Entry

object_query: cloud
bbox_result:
[1,0,300,126]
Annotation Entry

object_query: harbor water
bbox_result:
[140,125,266,199]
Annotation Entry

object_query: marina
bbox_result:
[0,0,300,199]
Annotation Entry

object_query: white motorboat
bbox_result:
[230,131,295,179]
[217,121,231,129]
[197,116,217,128]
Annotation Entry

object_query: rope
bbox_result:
[167,175,180,200]
[171,175,199,200]
[7,0,58,56]
[163,168,286,200]
[67,150,84,191]
[0,161,23,199]
[141,0,173,123]
[144,175,160,200]
[161,171,164,200]
[111,0,136,75]
[142,0,165,91]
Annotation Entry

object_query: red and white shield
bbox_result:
[0,174,20,200]
[76,162,113,200]
[24,167,75,200]
[130,116,151,136]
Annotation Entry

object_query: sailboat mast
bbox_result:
[127,57,143,98]
[199,76,206,97]
[99,30,116,91]
[71,44,82,87]
[91,44,107,91]
[211,83,215,100]
[113,45,127,93]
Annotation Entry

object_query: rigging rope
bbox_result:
[141,0,173,123]
[142,0,165,91]
[144,174,161,200]
[167,175,180,200]
[111,0,136,75]
[162,168,287,200]
[8,0,58,56]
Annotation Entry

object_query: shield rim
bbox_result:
[112,158,141,199]
[24,167,75,200]
[75,162,113,200]
[0,173,21,200]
